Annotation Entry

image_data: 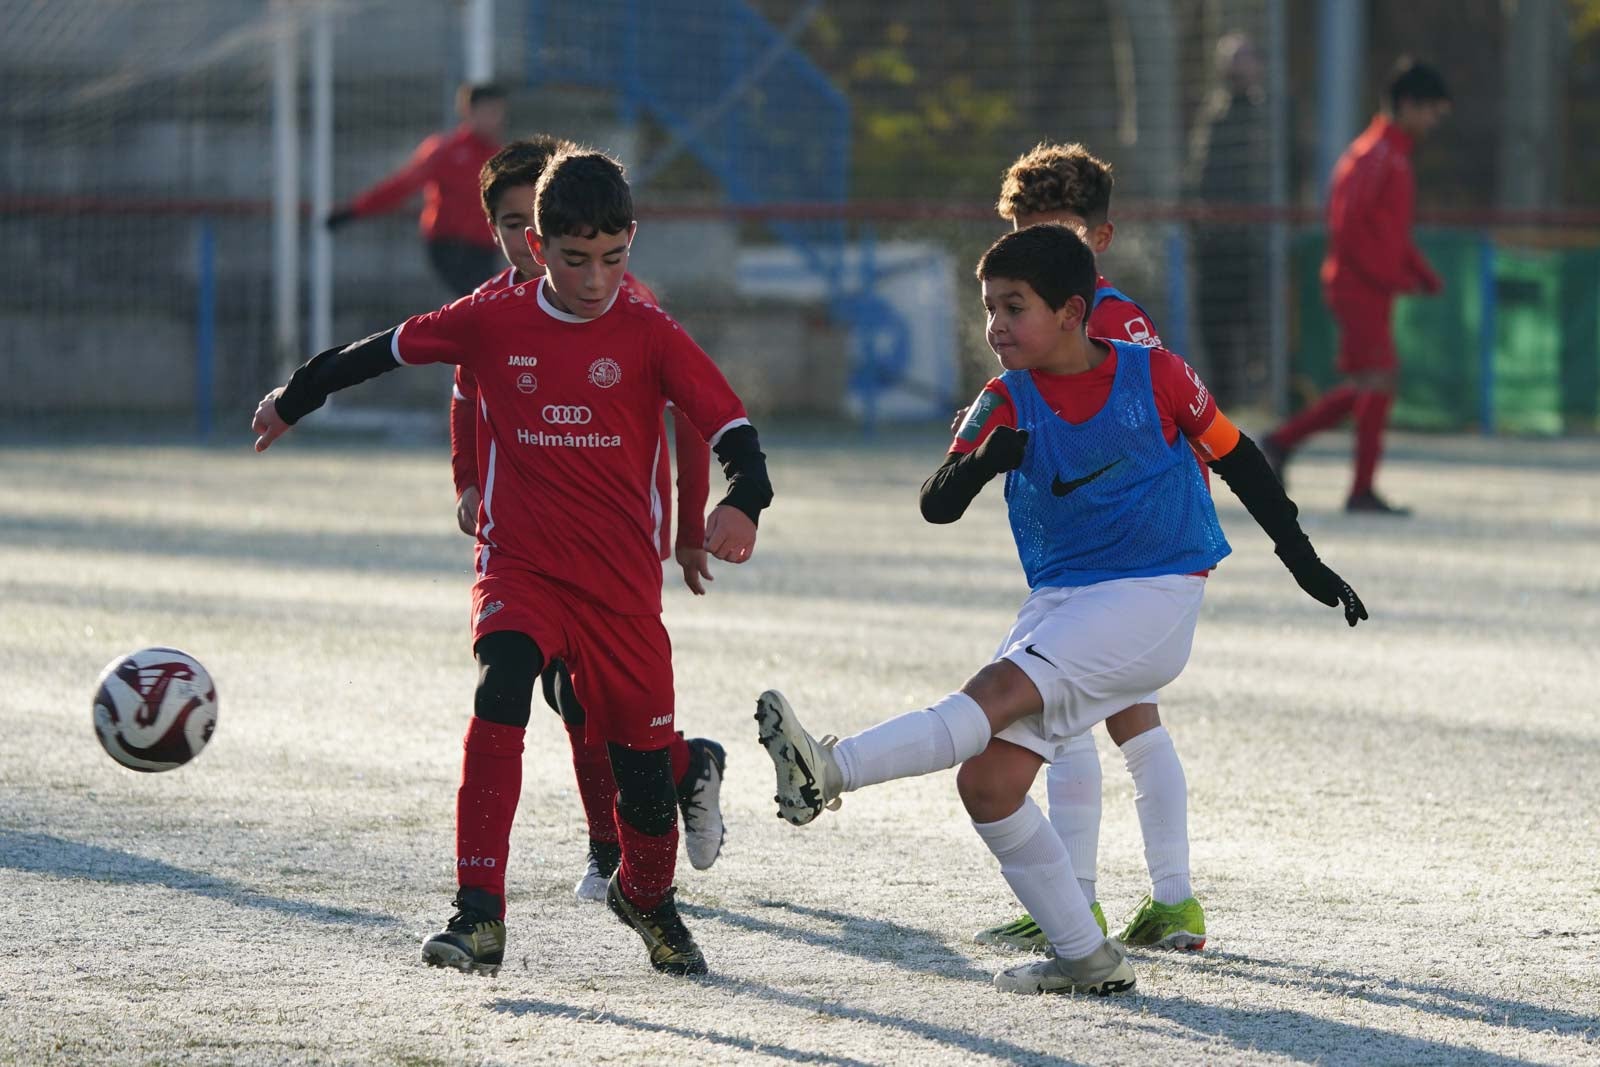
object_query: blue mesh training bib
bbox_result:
[1002,341,1230,588]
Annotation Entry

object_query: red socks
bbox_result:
[669,731,691,788]
[455,717,524,915]
[564,719,620,845]
[1271,384,1360,450]
[615,803,679,911]
[1352,390,1395,497]
[460,718,690,916]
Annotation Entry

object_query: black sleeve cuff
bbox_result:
[275,328,401,424]
[1207,432,1312,556]
[920,449,1000,524]
[711,423,773,525]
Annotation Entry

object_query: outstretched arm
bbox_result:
[919,426,1028,524]
[1208,431,1368,626]
[251,328,400,451]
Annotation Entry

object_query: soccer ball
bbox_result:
[92,647,218,772]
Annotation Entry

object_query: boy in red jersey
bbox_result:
[1262,58,1451,515]
[970,143,1209,955]
[455,140,727,901]
[757,224,1364,995]
[253,151,772,978]
[326,83,507,296]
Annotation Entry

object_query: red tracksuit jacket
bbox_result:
[349,124,500,248]
[1320,115,1437,303]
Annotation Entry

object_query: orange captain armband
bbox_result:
[1189,409,1242,463]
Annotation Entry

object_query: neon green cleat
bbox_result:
[1116,894,1206,951]
[974,902,1107,953]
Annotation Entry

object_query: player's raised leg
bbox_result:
[755,685,996,824]
[422,629,542,976]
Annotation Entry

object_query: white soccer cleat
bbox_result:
[678,738,727,871]
[754,690,843,825]
[573,842,619,903]
[993,939,1137,996]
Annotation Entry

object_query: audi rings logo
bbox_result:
[542,404,593,426]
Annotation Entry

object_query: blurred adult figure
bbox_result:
[326,83,508,296]
[1187,32,1267,409]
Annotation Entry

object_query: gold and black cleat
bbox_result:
[606,872,708,976]
[422,887,506,977]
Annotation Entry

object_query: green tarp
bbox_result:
[1290,230,1599,434]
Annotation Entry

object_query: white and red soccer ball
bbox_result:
[92,647,217,772]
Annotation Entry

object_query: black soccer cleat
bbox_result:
[1345,490,1411,516]
[606,872,708,976]
[422,887,506,977]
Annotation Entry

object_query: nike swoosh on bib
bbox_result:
[1051,458,1125,497]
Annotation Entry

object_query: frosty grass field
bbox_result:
[1,426,1596,1067]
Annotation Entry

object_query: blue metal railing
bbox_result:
[527,0,915,424]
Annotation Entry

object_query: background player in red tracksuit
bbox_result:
[252,150,772,978]
[326,83,507,296]
[1263,58,1452,515]
[454,139,725,902]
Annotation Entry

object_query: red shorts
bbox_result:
[1328,288,1396,375]
[470,567,675,750]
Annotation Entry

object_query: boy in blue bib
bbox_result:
[756,224,1365,996]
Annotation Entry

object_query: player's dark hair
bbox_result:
[976,223,1097,314]
[535,150,634,239]
[997,142,1114,226]
[461,82,507,109]
[1388,57,1450,110]
[480,135,568,219]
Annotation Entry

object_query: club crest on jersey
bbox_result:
[516,373,537,394]
[588,357,622,389]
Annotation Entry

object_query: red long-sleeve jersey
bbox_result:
[450,271,711,559]
[348,124,500,248]
[1320,115,1437,300]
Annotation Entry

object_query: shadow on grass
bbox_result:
[680,898,993,984]
[490,997,881,1067]
[0,831,400,929]
[1125,990,1557,1067]
[1158,948,1598,1045]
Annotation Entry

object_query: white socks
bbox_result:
[973,797,1105,961]
[1045,730,1102,904]
[833,692,991,792]
[1121,725,1192,904]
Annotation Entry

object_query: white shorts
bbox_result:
[993,574,1205,762]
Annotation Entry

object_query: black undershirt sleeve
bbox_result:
[274,328,403,425]
[1206,432,1315,564]
[919,450,1001,524]
[710,424,773,525]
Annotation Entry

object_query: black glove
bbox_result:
[975,426,1028,475]
[1276,544,1368,627]
[324,208,356,231]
